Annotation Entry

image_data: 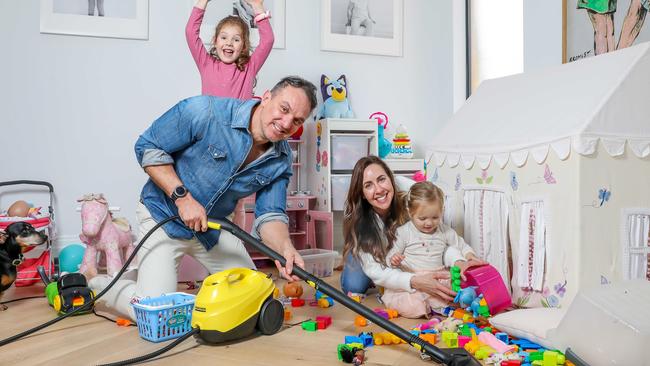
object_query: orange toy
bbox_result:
[283,282,304,298]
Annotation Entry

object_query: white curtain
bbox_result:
[463,189,510,286]
[626,214,650,280]
[443,194,456,230]
[517,201,546,291]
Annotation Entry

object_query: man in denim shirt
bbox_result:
[90,76,317,320]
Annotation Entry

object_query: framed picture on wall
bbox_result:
[194,0,286,49]
[321,0,403,56]
[40,0,149,40]
[564,0,650,63]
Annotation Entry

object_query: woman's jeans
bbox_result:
[340,253,372,294]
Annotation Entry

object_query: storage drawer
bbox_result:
[331,135,371,171]
[331,174,351,211]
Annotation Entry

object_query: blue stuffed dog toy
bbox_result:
[315,74,355,120]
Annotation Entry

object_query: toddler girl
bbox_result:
[382,181,485,318]
[186,0,273,99]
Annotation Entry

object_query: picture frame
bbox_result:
[563,0,650,63]
[195,0,286,49]
[321,0,403,57]
[40,0,149,40]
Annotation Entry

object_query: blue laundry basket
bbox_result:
[131,292,196,342]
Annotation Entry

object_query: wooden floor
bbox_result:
[0,270,484,366]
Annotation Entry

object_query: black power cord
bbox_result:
[0,216,178,347]
[97,328,200,366]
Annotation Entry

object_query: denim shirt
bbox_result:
[134,96,292,250]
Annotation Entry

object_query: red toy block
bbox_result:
[316,315,332,328]
[291,298,305,307]
[317,320,326,329]
[500,361,521,366]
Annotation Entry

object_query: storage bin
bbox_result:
[331,135,371,171]
[331,175,351,211]
[132,292,196,342]
[298,249,338,277]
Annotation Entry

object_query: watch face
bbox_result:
[174,186,187,197]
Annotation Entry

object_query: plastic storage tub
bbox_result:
[298,249,338,277]
[331,174,351,211]
[132,292,196,342]
[331,135,370,171]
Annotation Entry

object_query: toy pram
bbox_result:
[0,180,57,286]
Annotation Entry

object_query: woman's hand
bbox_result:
[409,269,456,302]
[389,253,405,267]
[454,257,488,280]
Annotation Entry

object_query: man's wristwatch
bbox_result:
[170,185,189,202]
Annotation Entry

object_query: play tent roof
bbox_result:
[429,42,650,170]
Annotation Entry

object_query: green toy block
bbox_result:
[450,266,461,292]
[302,320,317,331]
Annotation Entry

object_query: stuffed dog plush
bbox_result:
[0,222,47,310]
[315,74,355,120]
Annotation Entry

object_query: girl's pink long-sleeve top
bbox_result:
[186,7,274,99]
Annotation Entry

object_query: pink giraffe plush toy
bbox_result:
[78,194,135,278]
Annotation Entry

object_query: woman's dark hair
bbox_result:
[342,156,408,266]
[209,16,251,71]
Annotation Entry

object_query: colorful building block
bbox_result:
[284,309,292,321]
[358,332,374,347]
[302,320,317,331]
[316,315,332,328]
[291,298,305,307]
[354,315,368,327]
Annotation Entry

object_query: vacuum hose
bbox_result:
[209,219,482,366]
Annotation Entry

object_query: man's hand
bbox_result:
[275,245,304,282]
[390,253,405,267]
[175,194,207,232]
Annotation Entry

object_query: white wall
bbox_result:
[523,0,564,72]
[0,0,454,248]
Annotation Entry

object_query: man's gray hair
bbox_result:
[271,76,318,112]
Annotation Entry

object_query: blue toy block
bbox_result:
[410,330,421,336]
[495,332,509,343]
[345,335,363,345]
[421,329,438,334]
[358,332,373,347]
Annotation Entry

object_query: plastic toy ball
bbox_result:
[59,243,86,273]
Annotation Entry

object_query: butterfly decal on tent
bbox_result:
[509,171,519,191]
[554,280,567,298]
[598,188,611,207]
[543,164,557,184]
[454,174,462,191]
[429,168,439,183]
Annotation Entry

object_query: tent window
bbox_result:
[463,189,510,286]
[623,213,650,281]
[517,201,546,291]
[467,0,523,95]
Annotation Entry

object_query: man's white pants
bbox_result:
[91,202,255,320]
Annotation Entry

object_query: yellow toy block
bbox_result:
[386,309,399,319]
[474,345,496,360]
[273,287,280,298]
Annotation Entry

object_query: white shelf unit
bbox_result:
[383,158,424,179]
[305,119,378,212]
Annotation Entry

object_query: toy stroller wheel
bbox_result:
[52,257,60,281]
[257,297,283,335]
[53,295,62,312]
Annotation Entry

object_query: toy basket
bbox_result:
[131,292,196,343]
[298,249,337,277]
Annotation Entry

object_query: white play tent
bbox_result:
[426,42,650,309]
